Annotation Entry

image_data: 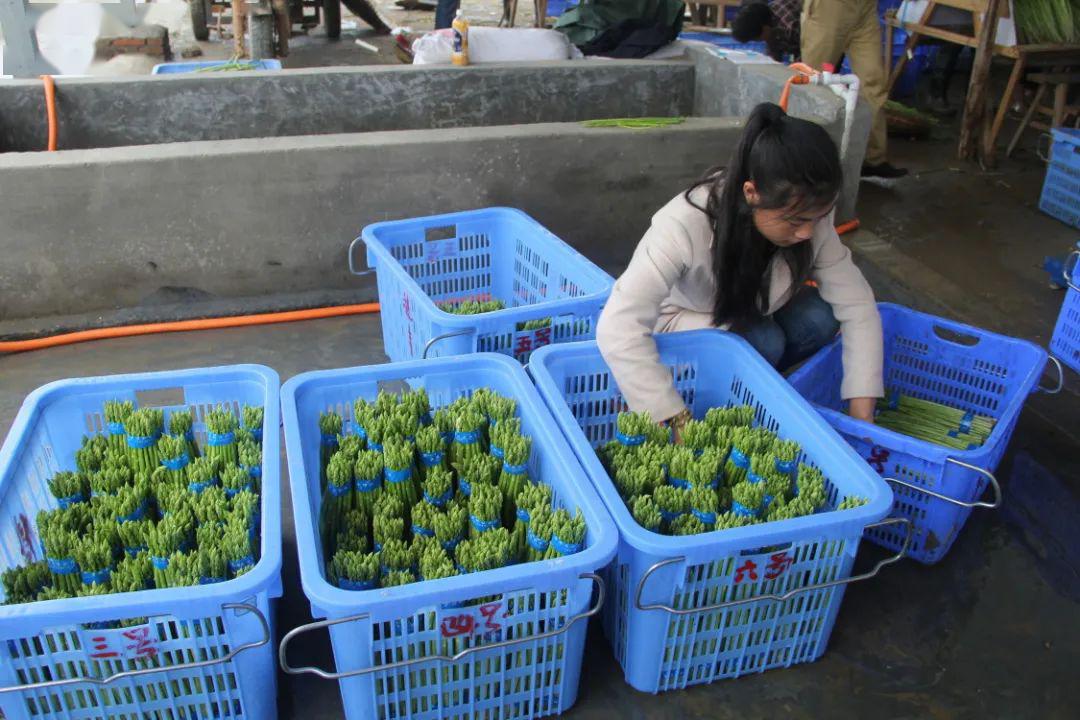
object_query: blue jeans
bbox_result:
[436,0,460,29]
[736,289,839,370]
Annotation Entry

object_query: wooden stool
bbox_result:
[1007,72,1080,157]
[686,0,743,31]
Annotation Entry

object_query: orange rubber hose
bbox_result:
[836,219,860,235]
[778,63,819,113]
[0,303,380,355]
[40,75,57,152]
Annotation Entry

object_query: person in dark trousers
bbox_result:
[436,0,460,29]
[731,0,802,62]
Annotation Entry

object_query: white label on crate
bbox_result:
[436,600,509,640]
[424,238,459,263]
[81,623,160,661]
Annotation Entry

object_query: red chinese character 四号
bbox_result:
[478,602,505,633]
[440,614,476,638]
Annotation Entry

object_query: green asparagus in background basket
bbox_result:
[874,392,996,449]
[168,409,199,459]
[319,411,343,490]
[104,400,135,455]
[632,495,662,533]
[2,562,50,605]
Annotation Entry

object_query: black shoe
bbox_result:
[861,163,909,183]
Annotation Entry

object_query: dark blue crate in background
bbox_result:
[1040,129,1080,230]
[1051,249,1080,374]
[679,31,769,56]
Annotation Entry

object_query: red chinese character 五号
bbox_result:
[514,335,533,358]
[478,602,505,633]
[532,326,552,349]
[440,614,476,638]
[764,552,794,580]
[734,560,758,583]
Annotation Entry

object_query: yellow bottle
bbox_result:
[451,9,469,66]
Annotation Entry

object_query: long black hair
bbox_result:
[686,102,842,329]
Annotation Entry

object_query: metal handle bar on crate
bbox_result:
[633,517,911,616]
[0,602,268,694]
[423,329,475,359]
[1038,356,1065,394]
[348,236,375,277]
[885,457,1002,509]
[1064,250,1080,293]
[278,572,603,680]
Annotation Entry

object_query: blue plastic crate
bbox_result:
[278,353,618,720]
[528,332,898,693]
[0,365,282,720]
[678,31,769,56]
[1051,251,1080,374]
[789,304,1052,564]
[151,60,283,74]
[1040,129,1080,229]
[353,208,614,364]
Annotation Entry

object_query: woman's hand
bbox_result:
[848,397,876,423]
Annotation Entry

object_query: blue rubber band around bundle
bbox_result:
[321,433,338,447]
[550,535,582,556]
[162,454,189,471]
[228,555,255,573]
[225,483,254,499]
[356,426,367,440]
[491,445,504,459]
[459,478,472,496]
[199,576,226,585]
[127,434,156,450]
[339,578,376,591]
[516,508,530,523]
[423,489,452,507]
[420,451,443,467]
[762,494,774,509]
[328,482,351,497]
[47,557,77,575]
[526,529,548,553]
[455,563,469,575]
[732,501,759,518]
[385,467,411,484]
[208,431,235,446]
[369,441,384,453]
[125,545,148,558]
[151,556,170,571]
[454,429,481,445]
[747,472,764,485]
[470,515,499,533]
[356,478,380,493]
[730,448,750,469]
[246,465,262,479]
[411,525,436,538]
[691,509,717,526]
[502,461,527,476]
[659,509,682,522]
[57,493,85,509]
[249,428,263,443]
[108,422,125,435]
[80,568,110,585]
[117,502,147,523]
[441,536,462,552]
[775,458,798,475]
[184,429,195,442]
[615,431,646,447]
[188,479,214,494]
[668,476,690,490]
[374,542,383,552]
[441,431,454,444]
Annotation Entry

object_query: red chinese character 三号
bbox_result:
[90,636,120,660]
[734,560,758,583]
[867,446,891,474]
[123,626,158,658]
[440,614,476,638]
[764,552,794,580]
[514,334,533,358]
[532,326,552,349]
[478,602,506,633]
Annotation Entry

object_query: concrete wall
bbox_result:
[0,61,695,151]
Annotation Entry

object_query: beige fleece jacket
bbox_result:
[596,187,883,422]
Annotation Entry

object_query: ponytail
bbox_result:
[685,102,842,329]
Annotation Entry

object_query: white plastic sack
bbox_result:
[412,27,577,66]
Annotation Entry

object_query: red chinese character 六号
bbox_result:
[764,552,794,580]
[532,326,552,349]
[734,560,758,583]
[440,614,476,638]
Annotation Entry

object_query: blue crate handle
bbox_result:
[1064,250,1080,293]
[1038,356,1065,394]
[0,602,268,694]
[278,572,603,679]
[633,518,911,615]
[348,235,375,277]
[884,457,1002,509]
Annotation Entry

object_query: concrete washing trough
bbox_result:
[0,48,870,322]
